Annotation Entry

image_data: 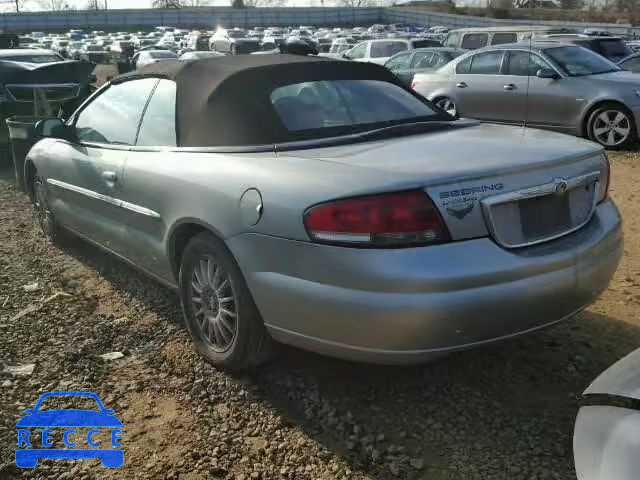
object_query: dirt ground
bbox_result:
[0,153,638,480]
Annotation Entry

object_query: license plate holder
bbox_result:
[520,194,571,239]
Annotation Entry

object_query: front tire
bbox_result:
[179,232,274,370]
[33,175,61,243]
[587,103,636,150]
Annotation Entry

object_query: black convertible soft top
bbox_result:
[115,54,408,147]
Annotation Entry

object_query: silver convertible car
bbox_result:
[25,55,621,370]
[412,42,640,149]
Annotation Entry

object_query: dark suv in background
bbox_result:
[538,35,632,62]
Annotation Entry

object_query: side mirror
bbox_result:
[103,408,115,414]
[23,409,35,414]
[342,52,351,59]
[88,73,97,83]
[35,118,75,142]
[536,68,559,79]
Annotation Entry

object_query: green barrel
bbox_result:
[6,116,44,193]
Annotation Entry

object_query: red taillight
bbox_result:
[600,153,610,203]
[303,190,451,248]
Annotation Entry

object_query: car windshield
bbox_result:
[544,45,620,76]
[0,54,61,63]
[597,39,632,59]
[271,79,444,135]
[150,51,177,58]
[228,31,246,38]
[370,41,408,58]
[411,39,438,48]
[440,50,464,62]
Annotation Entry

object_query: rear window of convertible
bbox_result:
[271,80,439,132]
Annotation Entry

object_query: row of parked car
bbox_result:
[344,26,640,150]
[15,23,444,64]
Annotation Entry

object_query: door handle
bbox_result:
[456,82,467,88]
[503,84,516,90]
[102,171,117,182]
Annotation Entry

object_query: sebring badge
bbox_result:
[553,178,569,197]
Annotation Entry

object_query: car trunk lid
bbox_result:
[280,123,606,246]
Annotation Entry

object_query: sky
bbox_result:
[1,0,320,10]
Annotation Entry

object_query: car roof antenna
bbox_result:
[523,3,534,135]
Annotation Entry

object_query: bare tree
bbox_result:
[232,0,285,7]
[336,0,374,6]
[14,0,25,12]
[85,0,102,8]
[37,0,68,10]
[614,0,635,12]
[182,0,212,5]
[152,0,183,7]
[559,0,582,9]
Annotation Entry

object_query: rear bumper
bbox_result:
[227,199,622,364]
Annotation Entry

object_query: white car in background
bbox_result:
[209,28,261,55]
[132,50,177,69]
[179,51,224,61]
[343,38,442,65]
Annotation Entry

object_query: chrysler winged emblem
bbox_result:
[553,178,569,197]
[446,202,474,219]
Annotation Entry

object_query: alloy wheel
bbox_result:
[592,110,631,147]
[190,255,237,352]
[34,178,54,238]
[435,97,457,117]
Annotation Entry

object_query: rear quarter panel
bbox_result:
[411,72,453,100]
[120,150,410,281]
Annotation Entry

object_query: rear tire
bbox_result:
[586,103,636,150]
[434,96,458,118]
[179,232,275,370]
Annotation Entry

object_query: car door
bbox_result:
[494,49,542,124]
[45,78,158,254]
[385,51,413,86]
[452,50,505,121]
[503,50,580,129]
[117,79,178,278]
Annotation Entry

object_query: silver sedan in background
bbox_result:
[412,42,640,149]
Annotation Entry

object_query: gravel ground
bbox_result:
[0,153,638,480]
